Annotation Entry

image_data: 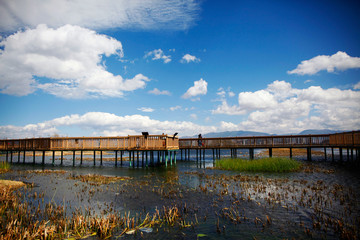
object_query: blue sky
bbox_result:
[0,0,359,138]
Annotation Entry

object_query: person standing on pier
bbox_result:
[198,134,203,147]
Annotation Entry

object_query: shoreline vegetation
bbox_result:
[215,157,302,173]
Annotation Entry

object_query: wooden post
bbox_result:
[174,151,177,164]
[331,148,334,162]
[10,151,13,163]
[61,151,63,165]
[170,151,173,166]
[165,151,168,167]
[18,151,20,163]
[142,151,144,168]
[93,151,96,166]
[115,151,118,167]
[351,148,354,162]
[33,151,35,164]
[42,151,45,165]
[181,149,183,161]
[100,151,103,166]
[146,151,148,168]
[307,147,311,161]
[132,151,135,168]
[347,148,350,162]
[137,151,139,168]
[290,148,293,159]
[196,149,198,162]
[23,151,26,163]
[6,151,8,162]
[129,151,132,167]
[52,151,55,165]
[203,149,205,161]
[339,148,343,162]
[184,148,187,161]
[120,151,123,166]
[269,148,273,158]
[80,150,83,165]
[324,147,327,161]
[212,149,215,162]
[73,151,76,166]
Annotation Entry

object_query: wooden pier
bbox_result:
[0,134,179,167]
[179,131,360,162]
[1,131,359,167]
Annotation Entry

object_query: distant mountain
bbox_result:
[182,129,346,138]
[185,131,271,138]
[298,129,342,135]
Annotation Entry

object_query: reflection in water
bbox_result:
[1,151,359,239]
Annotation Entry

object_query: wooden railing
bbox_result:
[0,135,179,151]
[329,131,360,146]
[179,131,360,149]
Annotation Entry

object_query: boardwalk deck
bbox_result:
[0,134,179,151]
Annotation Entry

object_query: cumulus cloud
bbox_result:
[180,53,200,63]
[144,49,171,63]
[0,24,149,98]
[0,0,200,32]
[0,112,217,138]
[182,78,207,100]
[170,106,182,111]
[288,51,360,75]
[212,80,360,133]
[137,107,155,113]
[148,88,171,95]
[354,82,360,90]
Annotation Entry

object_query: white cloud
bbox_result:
[228,91,235,97]
[148,88,171,95]
[137,107,155,113]
[0,112,217,138]
[212,80,360,134]
[190,113,197,120]
[0,0,200,32]
[182,78,208,100]
[0,24,149,98]
[144,49,171,63]
[170,105,182,111]
[180,53,200,63]
[354,81,360,90]
[288,51,360,75]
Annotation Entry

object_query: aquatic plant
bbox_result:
[215,157,302,172]
[0,161,10,174]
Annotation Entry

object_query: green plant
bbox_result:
[215,157,302,173]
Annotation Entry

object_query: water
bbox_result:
[1,151,359,239]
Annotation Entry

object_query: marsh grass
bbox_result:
[0,161,10,174]
[215,157,302,172]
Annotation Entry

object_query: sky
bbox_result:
[0,0,360,138]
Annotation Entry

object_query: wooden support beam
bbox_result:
[6,151,8,162]
[290,148,293,159]
[307,147,312,161]
[93,151,96,166]
[269,148,272,158]
[33,151,35,164]
[115,151,118,167]
[18,151,20,163]
[80,150,83,165]
[23,151,26,163]
[10,151,13,163]
[73,151,76,166]
[52,151,55,165]
[100,151,103,166]
[121,150,123,166]
[42,151,45,165]
[61,151,63,165]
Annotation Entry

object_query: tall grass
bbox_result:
[215,157,302,173]
[0,161,10,173]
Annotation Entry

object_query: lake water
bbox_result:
[1,150,359,239]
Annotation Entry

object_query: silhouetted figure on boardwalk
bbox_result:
[198,134,203,147]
